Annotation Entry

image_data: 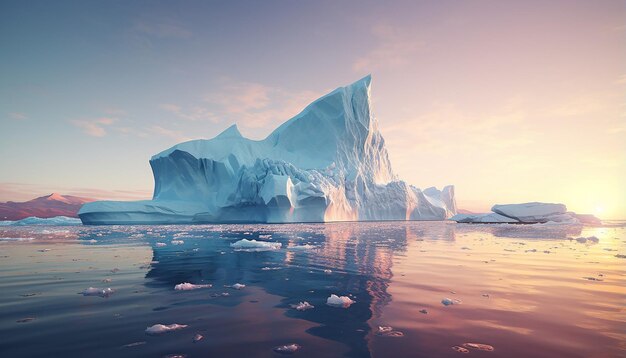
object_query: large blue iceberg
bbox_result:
[79,76,456,224]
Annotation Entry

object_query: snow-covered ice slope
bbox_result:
[79,76,456,225]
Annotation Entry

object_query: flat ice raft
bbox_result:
[79,76,456,225]
[450,202,600,225]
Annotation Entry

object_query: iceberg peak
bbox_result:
[79,76,456,225]
[215,124,243,139]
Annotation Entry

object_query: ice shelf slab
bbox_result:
[79,76,456,225]
[450,202,600,225]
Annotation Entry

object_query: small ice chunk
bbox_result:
[230,239,281,251]
[145,323,188,335]
[289,244,316,250]
[171,240,184,245]
[452,346,470,353]
[582,276,603,281]
[258,234,272,239]
[230,283,245,290]
[290,301,314,311]
[441,297,461,306]
[156,242,167,247]
[193,333,203,343]
[121,341,146,348]
[82,287,114,298]
[174,282,212,291]
[326,294,355,308]
[615,254,626,259]
[273,343,301,354]
[376,326,404,337]
[323,269,332,274]
[102,278,112,283]
[462,343,494,351]
[419,309,428,314]
[16,317,35,323]
[573,236,599,244]
[88,239,97,243]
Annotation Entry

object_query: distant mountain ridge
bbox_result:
[0,193,94,220]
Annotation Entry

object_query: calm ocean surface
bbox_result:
[1,221,625,357]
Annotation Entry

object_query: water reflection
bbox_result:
[142,223,428,356]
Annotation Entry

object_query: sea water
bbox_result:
[1,221,625,357]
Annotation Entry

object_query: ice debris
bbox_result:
[462,343,494,351]
[441,297,461,306]
[376,326,404,337]
[230,239,281,251]
[145,323,188,335]
[174,282,212,291]
[290,301,314,311]
[273,343,301,354]
[326,294,355,308]
[81,287,114,298]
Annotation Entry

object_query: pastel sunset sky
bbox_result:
[1,0,624,219]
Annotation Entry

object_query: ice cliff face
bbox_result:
[79,76,456,225]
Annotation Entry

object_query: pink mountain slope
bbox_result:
[0,193,95,220]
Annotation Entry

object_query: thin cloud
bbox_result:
[70,117,118,137]
[159,103,218,122]
[203,80,322,135]
[8,112,27,120]
[149,125,191,142]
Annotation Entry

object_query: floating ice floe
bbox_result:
[326,294,355,308]
[462,342,494,351]
[288,244,316,250]
[376,326,404,337]
[230,239,281,251]
[229,283,245,290]
[452,346,470,353]
[171,240,184,245]
[261,266,281,271]
[1,216,82,226]
[273,343,301,354]
[81,287,114,298]
[572,236,599,244]
[441,297,461,306]
[145,323,188,335]
[0,237,35,242]
[290,301,314,311]
[174,282,212,291]
[156,242,167,247]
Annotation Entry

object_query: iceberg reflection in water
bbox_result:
[0,221,625,357]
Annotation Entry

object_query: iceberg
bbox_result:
[0,216,82,226]
[79,76,456,225]
[450,202,600,225]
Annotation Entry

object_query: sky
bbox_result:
[1,0,625,219]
